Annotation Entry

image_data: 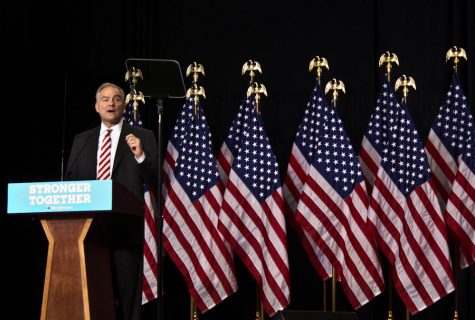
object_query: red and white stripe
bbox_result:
[425,130,456,206]
[368,168,454,314]
[162,140,237,312]
[216,142,233,186]
[218,170,290,317]
[163,177,237,311]
[283,144,332,279]
[142,188,158,304]
[426,130,475,267]
[164,139,180,191]
[445,159,475,267]
[358,135,381,195]
[294,165,384,308]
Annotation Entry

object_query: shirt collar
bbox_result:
[100,118,123,134]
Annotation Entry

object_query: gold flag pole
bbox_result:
[378,51,399,320]
[324,78,346,312]
[395,75,416,320]
[186,62,207,117]
[309,56,330,311]
[254,286,265,320]
[445,45,467,320]
[243,59,266,115]
[249,79,268,320]
[125,67,145,123]
[243,60,267,320]
[189,298,198,320]
[184,62,207,320]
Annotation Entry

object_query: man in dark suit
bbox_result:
[65,82,158,320]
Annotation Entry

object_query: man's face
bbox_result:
[95,86,125,127]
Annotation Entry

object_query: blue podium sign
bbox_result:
[7,180,113,214]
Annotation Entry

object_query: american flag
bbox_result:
[123,101,158,304]
[365,84,454,314]
[217,96,253,184]
[283,85,335,280]
[163,99,193,193]
[358,81,395,194]
[162,98,237,312]
[218,95,290,317]
[425,73,475,268]
[292,84,384,308]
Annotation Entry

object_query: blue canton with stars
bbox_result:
[223,96,255,157]
[430,73,475,164]
[379,99,432,196]
[174,99,220,201]
[294,84,326,164]
[364,81,401,155]
[231,95,281,202]
[170,99,195,148]
[308,85,363,198]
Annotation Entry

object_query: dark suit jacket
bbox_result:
[65,121,158,199]
[65,121,158,320]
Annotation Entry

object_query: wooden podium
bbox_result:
[7,180,144,320]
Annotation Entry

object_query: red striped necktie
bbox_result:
[97,129,112,180]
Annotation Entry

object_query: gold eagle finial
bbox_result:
[125,67,143,83]
[309,56,329,85]
[378,51,399,82]
[242,60,262,84]
[324,78,346,107]
[446,46,467,72]
[125,67,145,123]
[185,84,206,116]
[125,90,145,106]
[186,62,205,85]
[395,75,416,104]
[246,82,267,114]
[186,62,206,115]
[186,84,206,100]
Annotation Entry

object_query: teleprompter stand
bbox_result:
[125,58,186,320]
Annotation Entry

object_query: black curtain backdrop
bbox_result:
[2,0,475,319]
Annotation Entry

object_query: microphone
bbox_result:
[60,70,67,181]
[63,134,93,180]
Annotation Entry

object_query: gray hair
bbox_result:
[95,82,125,101]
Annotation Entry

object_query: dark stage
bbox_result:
[2,1,475,319]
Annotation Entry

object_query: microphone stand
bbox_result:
[60,70,67,181]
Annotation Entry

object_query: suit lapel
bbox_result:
[113,122,132,177]
[85,128,100,178]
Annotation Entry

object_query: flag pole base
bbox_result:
[386,310,393,320]
[453,310,459,320]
